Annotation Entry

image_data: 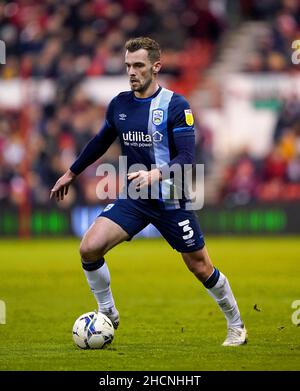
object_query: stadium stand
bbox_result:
[1,0,300,211]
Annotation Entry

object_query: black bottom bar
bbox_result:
[0,371,298,388]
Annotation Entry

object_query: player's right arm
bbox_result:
[50,99,118,202]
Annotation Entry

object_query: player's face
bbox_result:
[125,49,160,94]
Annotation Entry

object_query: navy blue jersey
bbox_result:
[105,86,195,169]
[71,86,196,209]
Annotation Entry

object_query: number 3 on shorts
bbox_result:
[178,219,194,240]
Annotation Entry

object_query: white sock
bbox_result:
[82,259,116,314]
[206,270,243,328]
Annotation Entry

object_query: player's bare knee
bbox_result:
[79,240,105,261]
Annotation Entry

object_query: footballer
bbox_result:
[51,37,247,346]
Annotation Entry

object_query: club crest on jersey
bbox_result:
[184,109,194,126]
[152,109,164,126]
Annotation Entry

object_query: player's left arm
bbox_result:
[128,96,195,189]
[160,95,195,178]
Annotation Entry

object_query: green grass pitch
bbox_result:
[0,236,299,371]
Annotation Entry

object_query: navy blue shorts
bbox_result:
[99,198,205,253]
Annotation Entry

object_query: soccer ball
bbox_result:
[72,311,114,349]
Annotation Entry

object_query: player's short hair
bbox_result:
[125,37,161,63]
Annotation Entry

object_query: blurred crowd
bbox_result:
[0,0,222,207]
[221,0,300,205]
[243,0,300,72]
[221,96,300,205]
[1,0,300,208]
[0,0,223,80]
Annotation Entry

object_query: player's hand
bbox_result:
[127,168,161,190]
[50,169,77,202]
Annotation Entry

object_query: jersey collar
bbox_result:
[133,86,162,102]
